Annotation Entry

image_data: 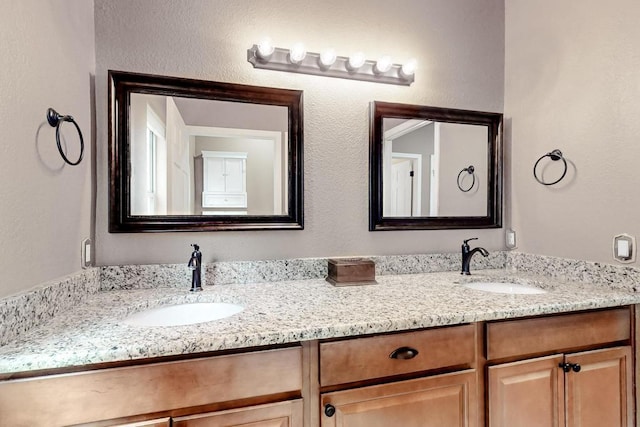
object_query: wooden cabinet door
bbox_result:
[565,346,633,427]
[488,354,565,427]
[172,399,303,427]
[320,370,477,427]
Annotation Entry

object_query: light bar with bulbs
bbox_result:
[247,40,416,86]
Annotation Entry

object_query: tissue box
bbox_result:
[326,258,377,286]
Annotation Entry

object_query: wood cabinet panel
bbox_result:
[565,347,633,427]
[488,354,565,427]
[320,324,475,386]
[0,347,302,427]
[321,370,477,427]
[486,308,630,360]
[488,347,634,427]
[172,399,302,427]
[110,418,171,427]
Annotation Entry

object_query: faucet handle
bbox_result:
[463,238,479,245]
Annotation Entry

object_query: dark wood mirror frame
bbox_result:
[109,70,304,232]
[369,101,503,231]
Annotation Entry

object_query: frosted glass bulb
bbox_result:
[319,48,337,67]
[347,52,366,70]
[401,58,417,76]
[289,43,306,64]
[375,56,392,74]
[256,38,275,59]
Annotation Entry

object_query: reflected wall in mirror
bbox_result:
[109,71,303,232]
[370,101,502,230]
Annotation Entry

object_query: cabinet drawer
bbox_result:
[319,324,475,387]
[486,307,631,360]
[203,193,247,208]
[0,346,302,426]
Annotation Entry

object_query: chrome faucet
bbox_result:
[461,238,489,275]
[188,244,203,291]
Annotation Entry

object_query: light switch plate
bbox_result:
[613,234,635,264]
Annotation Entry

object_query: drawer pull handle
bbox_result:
[389,346,419,360]
[324,404,336,417]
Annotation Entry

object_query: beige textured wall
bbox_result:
[0,1,94,297]
[505,0,640,264]
[94,0,505,265]
[437,123,489,216]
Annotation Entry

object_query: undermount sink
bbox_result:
[123,302,244,327]
[464,282,547,295]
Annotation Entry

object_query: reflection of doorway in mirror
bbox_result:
[133,102,167,216]
[390,153,422,216]
[430,123,441,216]
[383,119,433,217]
[429,153,438,216]
[166,97,192,215]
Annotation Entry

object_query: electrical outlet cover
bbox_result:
[505,228,517,249]
[613,233,635,264]
[81,238,92,269]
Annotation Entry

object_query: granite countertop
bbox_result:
[1,269,639,374]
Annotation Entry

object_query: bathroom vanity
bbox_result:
[0,269,638,426]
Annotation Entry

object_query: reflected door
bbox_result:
[389,154,421,217]
[390,158,413,216]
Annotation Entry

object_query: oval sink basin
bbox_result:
[123,302,243,327]
[464,282,547,295]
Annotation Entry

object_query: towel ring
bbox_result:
[533,149,567,185]
[457,165,476,192]
[47,108,84,166]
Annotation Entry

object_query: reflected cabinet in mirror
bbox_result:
[109,71,303,232]
[369,101,502,230]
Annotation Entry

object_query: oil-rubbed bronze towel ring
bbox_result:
[457,165,476,192]
[47,108,84,166]
[533,149,567,185]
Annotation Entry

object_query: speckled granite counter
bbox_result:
[1,268,639,374]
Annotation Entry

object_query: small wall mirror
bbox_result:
[109,71,303,232]
[369,101,502,230]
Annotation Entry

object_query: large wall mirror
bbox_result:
[369,101,502,230]
[109,71,303,232]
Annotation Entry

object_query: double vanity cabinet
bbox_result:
[0,306,636,426]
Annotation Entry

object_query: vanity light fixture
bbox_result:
[401,58,418,77]
[256,38,275,60]
[347,52,366,70]
[374,55,392,74]
[247,42,415,86]
[289,42,306,64]
[319,48,337,68]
